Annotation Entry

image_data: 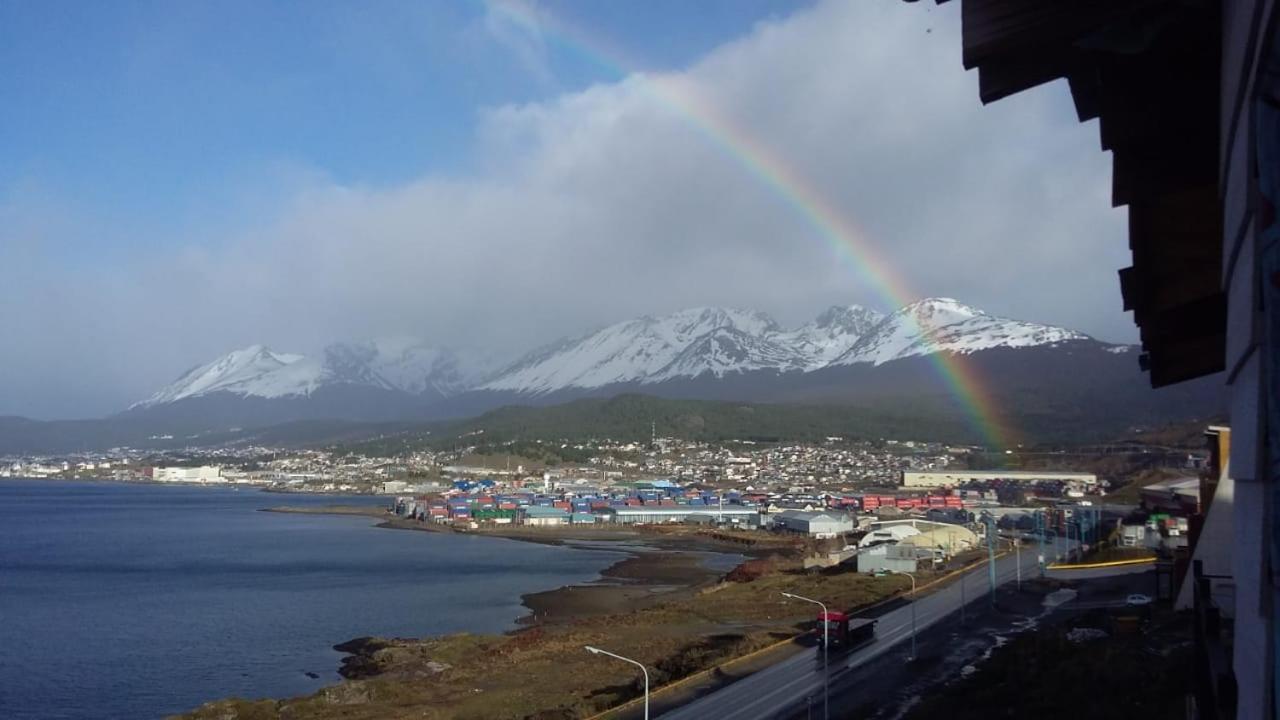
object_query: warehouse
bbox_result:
[594,506,759,526]
[771,511,854,539]
[152,466,223,483]
[521,506,570,527]
[901,470,1097,489]
[856,543,931,575]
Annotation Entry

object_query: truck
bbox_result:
[816,612,877,650]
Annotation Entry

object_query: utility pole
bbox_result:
[1037,510,1046,577]
[981,512,997,606]
[781,592,828,720]
[1015,537,1021,590]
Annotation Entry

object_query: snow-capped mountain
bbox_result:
[480,307,788,393]
[832,298,1089,366]
[478,299,1092,394]
[130,299,1120,422]
[135,345,323,407]
[776,305,886,369]
[322,338,495,397]
[132,339,482,410]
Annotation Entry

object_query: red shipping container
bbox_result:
[552,501,571,510]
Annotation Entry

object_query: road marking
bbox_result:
[1047,557,1155,570]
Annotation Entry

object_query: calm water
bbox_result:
[0,480,625,719]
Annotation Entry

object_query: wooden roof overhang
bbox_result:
[917,0,1225,387]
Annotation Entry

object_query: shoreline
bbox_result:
[265,505,761,629]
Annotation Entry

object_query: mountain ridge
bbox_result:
[136,298,1107,411]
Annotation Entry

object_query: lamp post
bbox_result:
[585,646,650,720]
[1013,537,1021,590]
[891,570,918,660]
[1065,521,1077,562]
[782,592,829,720]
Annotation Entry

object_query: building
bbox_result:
[899,524,978,557]
[521,506,569,527]
[856,543,930,575]
[863,519,977,557]
[771,511,854,539]
[594,506,759,525]
[918,2,1274,715]
[152,466,223,483]
[901,470,1097,489]
[380,480,409,495]
[858,524,920,549]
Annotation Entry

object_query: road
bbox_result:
[659,541,1070,720]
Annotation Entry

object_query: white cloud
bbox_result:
[482,0,554,85]
[0,0,1130,417]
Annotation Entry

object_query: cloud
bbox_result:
[482,0,555,85]
[0,0,1130,417]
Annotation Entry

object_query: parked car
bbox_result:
[1125,593,1153,607]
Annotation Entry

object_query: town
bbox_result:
[5,430,1204,576]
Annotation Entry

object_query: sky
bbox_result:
[0,0,1131,419]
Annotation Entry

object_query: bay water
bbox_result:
[0,480,624,719]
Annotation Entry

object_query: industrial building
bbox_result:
[151,466,223,483]
[771,511,854,539]
[862,519,977,557]
[856,543,931,575]
[521,506,570,527]
[593,506,759,526]
[900,470,1097,489]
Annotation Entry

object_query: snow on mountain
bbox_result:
[321,338,493,397]
[832,298,1088,366]
[776,305,885,369]
[649,326,807,381]
[133,339,480,408]
[133,345,322,408]
[134,300,1098,408]
[480,307,786,394]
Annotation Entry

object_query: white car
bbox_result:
[1125,593,1153,607]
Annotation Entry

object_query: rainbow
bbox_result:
[486,1,1015,449]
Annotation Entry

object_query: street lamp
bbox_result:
[585,646,650,720]
[781,592,829,720]
[1012,537,1021,589]
[891,570,918,660]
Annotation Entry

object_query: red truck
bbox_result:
[816,612,877,649]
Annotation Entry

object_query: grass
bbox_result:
[1102,467,1190,505]
[177,561,909,720]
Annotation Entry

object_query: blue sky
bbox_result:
[0,0,801,257]
[0,0,1128,418]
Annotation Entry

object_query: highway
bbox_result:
[659,541,1070,720]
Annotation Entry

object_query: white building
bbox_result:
[772,511,854,539]
[595,506,759,526]
[380,480,409,495]
[901,470,1097,489]
[152,466,223,483]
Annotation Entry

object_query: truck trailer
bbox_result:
[816,612,877,649]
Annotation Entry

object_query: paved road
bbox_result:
[659,543,1070,720]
